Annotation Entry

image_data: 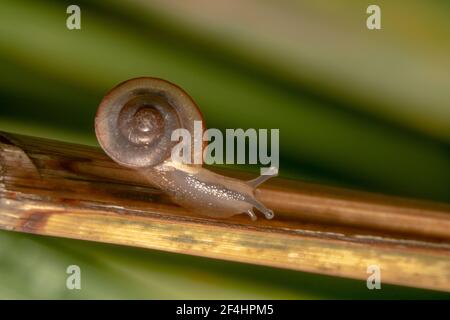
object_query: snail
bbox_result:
[95,77,276,221]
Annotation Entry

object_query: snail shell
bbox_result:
[95,77,276,221]
[95,77,204,168]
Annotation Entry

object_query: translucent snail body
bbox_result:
[95,77,276,221]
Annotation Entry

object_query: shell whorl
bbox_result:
[95,77,204,168]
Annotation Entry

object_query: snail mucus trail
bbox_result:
[95,77,276,221]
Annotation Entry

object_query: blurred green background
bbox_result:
[0,0,449,299]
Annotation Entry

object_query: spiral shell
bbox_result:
[95,77,204,168]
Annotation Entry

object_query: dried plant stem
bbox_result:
[1,131,449,292]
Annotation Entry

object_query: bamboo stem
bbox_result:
[1,131,450,292]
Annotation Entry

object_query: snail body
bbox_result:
[95,77,276,221]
